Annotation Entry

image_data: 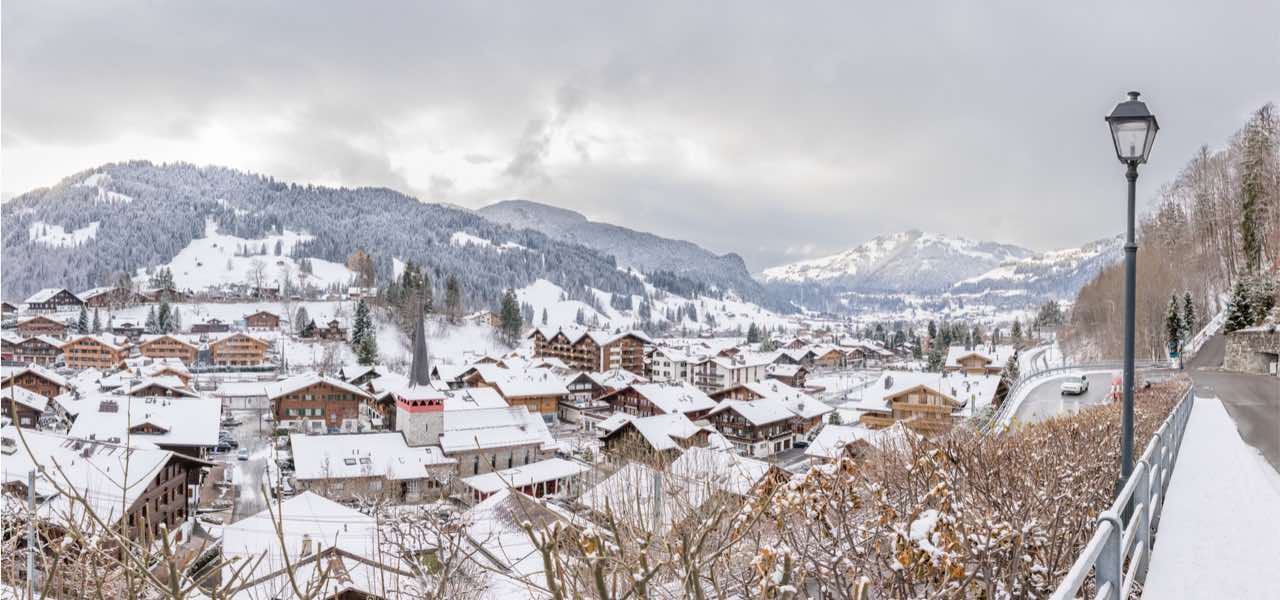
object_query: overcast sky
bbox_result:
[4,1,1278,271]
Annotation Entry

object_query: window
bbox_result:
[331,482,345,491]
[368,480,383,492]
[344,458,357,466]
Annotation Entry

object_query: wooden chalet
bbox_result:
[16,315,68,339]
[23,288,83,312]
[244,310,280,330]
[208,332,271,366]
[0,365,70,401]
[62,335,130,370]
[137,335,199,364]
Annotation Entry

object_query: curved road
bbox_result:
[1013,371,1116,424]
[1187,334,1279,472]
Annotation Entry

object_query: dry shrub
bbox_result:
[762,375,1191,599]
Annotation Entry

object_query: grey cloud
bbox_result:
[3,1,1279,270]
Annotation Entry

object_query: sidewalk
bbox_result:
[1141,396,1280,599]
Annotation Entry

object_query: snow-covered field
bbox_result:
[28,221,100,248]
[137,219,357,291]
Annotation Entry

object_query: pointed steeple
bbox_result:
[409,303,431,387]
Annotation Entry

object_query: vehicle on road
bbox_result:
[214,442,233,453]
[1060,375,1089,395]
[237,448,250,461]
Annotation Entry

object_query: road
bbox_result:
[1012,371,1115,424]
[1185,334,1280,473]
[227,409,271,522]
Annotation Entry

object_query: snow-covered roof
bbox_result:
[766,363,806,377]
[608,413,701,451]
[137,334,199,349]
[1,363,69,388]
[440,406,555,453]
[68,395,221,448]
[847,370,1002,415]
[23,288,77,304]
[530,324,652,346]
[125,377,197,397]
[221,491,383,584]
[461,457,589,495]
[595,412,636,435]
[627,382,716,415]
[444,387,508,411]
[337,363,382,382]
[2,385,49,413]
[76,287,115,301]
[739,379,832,420]
[64,334,129,351]
[289,432,454,481]
[668,446,776,497]
[586,368,645,389]
[264,373,372,400]
[16,314,67,326]
[493,372,569,398]
[805,422,920,460]
[464,489,573,596]
[578,462,715,535]
[945,344,1015,368]
[1,427,182,527]
[707,398,794,426]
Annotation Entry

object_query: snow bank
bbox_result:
[1141,397,1280,599]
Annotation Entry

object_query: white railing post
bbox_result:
[1134,459,1152,580]
[1095,511,1124,600]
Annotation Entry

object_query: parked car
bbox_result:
[237,448,250,461]
[1060,375,1090,396]
[214,442,233,453]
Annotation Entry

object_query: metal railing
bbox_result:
[1048,387,1195,600]
[984,359,1169,433]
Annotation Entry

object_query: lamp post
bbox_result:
[1105,91,1159,487]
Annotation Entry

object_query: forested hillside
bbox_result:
[1064,104,1279,360]
[0,161,650,310]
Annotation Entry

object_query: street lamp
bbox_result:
[1106,91,1158,487]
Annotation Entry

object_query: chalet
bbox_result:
[139,286,188,303]
[460,457,589,504]
[338,364,384,387]
[190,318,231,334]
[61,335,130,369]
[598,381,717,420]
[528,325,651,374]
[649,346,697,384]
[111,321,146,339]
[491,372,569,420]
[288,432,455,503]
[9,336,64,366]
[705,397,796,458]
[0,364,70,401]
[207,332,271,366]
[23,288,83,312]
[137,334,199,364]
[781,338,810,350]
[944,345,1016,375]
[2,385,49,427]
[465,310,503,328]
[710,379,833,440]
[1,428,210,537]
[68,395,220,458]
[0,333,15,361]
[1,301,16,315]
[124,377,199,398]
[691,353,772,392]
[812,346,848,369]
[243,310,280,330]
[847,371,1003,436]
[598,412,709,465]
[439,406,556,477]
[773,347,817,368]
[119,357,194,386]
[765,363,808,388]
[78,286,143,308]
[267,373,373,433]
[559,369,644,424]
[668,446,788,498]
[315,319,347,341]
[16,315,68,339]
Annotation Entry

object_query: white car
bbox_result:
[1060,375,1089,396]
[236,448,251,461]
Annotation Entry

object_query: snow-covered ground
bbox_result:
[28,221,100,247]
[1141,397,1280,599]
[137,219,356,291]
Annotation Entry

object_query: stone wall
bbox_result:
[1224,327,1280,375]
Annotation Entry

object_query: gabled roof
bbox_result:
[805,422,920,460]
[668,446,777,496]
[603,412,701,451]
[125,376,198,398]
[68,395,221,448]
[439,406,555,453]
[23,288,78,304]
[1,363,70,388]
[944,344,1015,368]
[138,334,199,350]
[16,314,67,327]
[611,382,716,415]
[2,385,49,413]
[529,324,652,347]
[289,432,454,481]
[461,457,589,495]
[707,398,794,426]
[63,334,129,351]
[264,373,373,400]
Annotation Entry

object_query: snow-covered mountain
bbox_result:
[477,199,773,307]
[949,236,1123,298]
[760,230,1034,292]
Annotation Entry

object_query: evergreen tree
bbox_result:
[356,331,379,365]
[444,275,463,324]
[927,320,937,340]
[171,307,183,333]
[1238,105,1273,273]
[274,239,283,256]
[575,307,586,325]
[1224,281,1253,333]
[76,305,89,334]
[1181,292,1196,341]
[499,288,522,344]
[926,342,945,372]
[1011,319,1024,345]
[145,306,159,334]
[352,298,372,347]
[540,308,549,326]
[1001,353,1020,387]
[295,306,311,335]
[91,308,102,334]
[157,299,173,333]
[746,322,761,344]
